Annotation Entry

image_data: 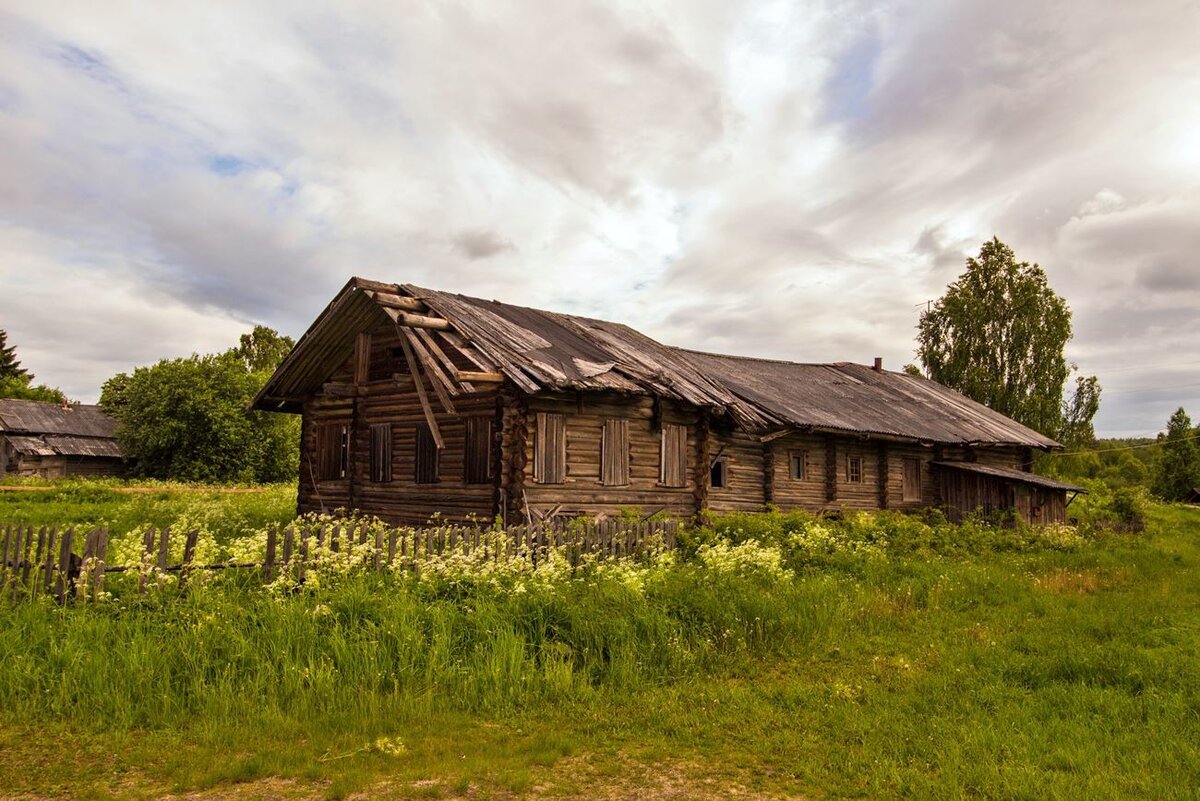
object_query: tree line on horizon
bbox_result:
[2,237,1197,497]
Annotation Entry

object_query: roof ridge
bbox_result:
[673,346,879,371]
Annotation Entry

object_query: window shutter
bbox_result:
[601,418,630,486]
[316,423,348,481]
[414,423,439,484]
[534,412,566,484]
[369,423,392,483]
[659,423,687,487]
[464,417,492,484]
[902,457,921,501]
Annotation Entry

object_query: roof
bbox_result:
[680,350,1060,448]
[932,461,1086,493]
[0,399,124,460]
[253,277,1062,449]
[0,399,118,438]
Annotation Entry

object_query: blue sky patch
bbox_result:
[823,30,881,124]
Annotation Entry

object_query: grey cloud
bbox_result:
[451,229,515,261]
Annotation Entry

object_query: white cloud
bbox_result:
[0,0,1198,433]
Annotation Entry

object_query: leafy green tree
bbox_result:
[0,331,68,403]
[1153,407,1200,501]
[917,237,1099,439]
[235,325,295,373]
[0,329,27,380]
[1059,373,1102,448]
[0,375,67,404]
[100,328,299,483]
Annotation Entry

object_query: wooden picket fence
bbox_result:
[0,518,680,602]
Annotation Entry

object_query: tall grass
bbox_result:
[0,483,1197,798]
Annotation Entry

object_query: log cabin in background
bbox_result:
[0,399,127,478]
[254,278,1084,526]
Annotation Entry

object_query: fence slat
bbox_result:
[1,525,11,585]
[157,526,171,573]
[263,525,277,582]
[93,529,109,599]
[138,527,156,594]
[41,527,57,598]
[387,527,398,566]
[180,528,200,591]
[55,527,73,602]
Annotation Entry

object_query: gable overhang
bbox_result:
[252,278,395,413]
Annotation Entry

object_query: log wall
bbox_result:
[298,322,500,524]
[520,393,700,517]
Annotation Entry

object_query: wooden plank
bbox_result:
[396,312,450,330]
[180,528,200,591]
[138,527,156,594]
[157,527,170,573]
[438,330,498,371]
[397,328,444,449]
[387,527,398,565]
[404,328,458,412]
[38,527,54,598]
[416,328,468,389]
[263,525,277,582]
[55,527,73,602]
[94,529,109,599]
[1,524,11,584]
[369,291,425,312]
[32,527,48,598]
[455,370,504,383]
[20,526,35,589]
[354,332,371,386]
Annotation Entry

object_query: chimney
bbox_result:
[873,357,883,372]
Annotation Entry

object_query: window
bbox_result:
[846,456,863,484]
[660,423,688,487]
[464,417,492,484]
[414,422,439,484]
[710,458,728,489]
[789,451,807,480]
[600,418,630,486]
[316,423,349,481]
[533,412,566,484]
[902,457,921,502]
[369,423,392,483]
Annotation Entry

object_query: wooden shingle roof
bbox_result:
[254,277,1062,449]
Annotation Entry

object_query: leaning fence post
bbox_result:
[387,527,397,567]
[76,528,96,601]
[179,529,200,592]
[93,529,109,600]
[157,526,171,574]
[42,527,58,597]
[9,526,26,596]
[138,527,156,594]
[297,527,310,584]
[263,525,277,583]
[1,524,11,589]
[54,527,73,602]
[373,526,383,570]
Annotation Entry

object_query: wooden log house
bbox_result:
[0,399,128,478]
[253,278,1083,525]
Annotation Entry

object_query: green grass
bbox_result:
[0,478,296,538]
[0,485,1197,799]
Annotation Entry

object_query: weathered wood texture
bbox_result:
[521,393,699,517]
[299,321,500,524]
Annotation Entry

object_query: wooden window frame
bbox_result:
[846,455,863,484]
[789,450,807,481]
[659,423,688,488]
[369,423,392,483]
[533,412,566,484]
[316,423,349,481]
[600,418,631,487]
[710,457,729,489]
[414,422,439,485]
[464,416,493,485]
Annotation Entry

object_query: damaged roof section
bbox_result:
[0,399,125,458]
[253,277,1061,449]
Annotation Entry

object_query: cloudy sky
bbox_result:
[1,1,1197,435]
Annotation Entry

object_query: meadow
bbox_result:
[0,480,1196,799]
